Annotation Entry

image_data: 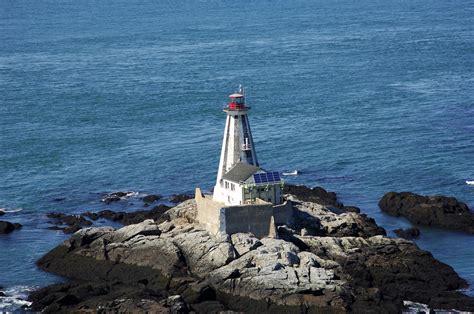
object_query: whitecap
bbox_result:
[466,180,474,186]
[0,285,35,312]
[0,207,23,213]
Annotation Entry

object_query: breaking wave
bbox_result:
[0,285,35,312]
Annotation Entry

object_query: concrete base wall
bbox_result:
[195,187,293,238]
[195,188,225,235]
[273,201,293,226]
[223,203,274,238]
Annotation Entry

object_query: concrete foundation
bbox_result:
[195,188,293,238]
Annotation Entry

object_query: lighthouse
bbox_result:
[213,86,283,206]
[194,86,291,238]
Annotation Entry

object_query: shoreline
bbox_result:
[0,184,472,312]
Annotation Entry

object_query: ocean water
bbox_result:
[1,0,473,309]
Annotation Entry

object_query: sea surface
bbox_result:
[1,0,473,310]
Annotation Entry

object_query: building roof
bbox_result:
[222,162,260,183]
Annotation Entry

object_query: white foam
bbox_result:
[0,285,35,312]
[466,180,474,186]
[0,207,23,213]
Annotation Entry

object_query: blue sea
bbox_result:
[1,0,473,310]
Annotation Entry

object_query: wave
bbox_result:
[0,207,23,213]
[0,285,34,312]
[466,180,474,186]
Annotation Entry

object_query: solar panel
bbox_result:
[253,172,281,184]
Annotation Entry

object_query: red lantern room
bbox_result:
[228,93,245,110]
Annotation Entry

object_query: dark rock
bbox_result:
[343,206,361,213]
[46,212,92,234]
[0,291,5,297]
[170,194,194,204]
[82,205,170,226]
[101,192,134,204]
[142,194,161,203]
[47,226,66,231]
[394,228,420,239]
[284,184,343,208]
[379,192,474,233]
[0,220,21,234]
[191,300,226,313]
[31,189,474,313]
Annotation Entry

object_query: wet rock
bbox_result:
[46,212,92,234]
[394,228,420,239]
[0,220,22,234]
[32,186,474,313]
[82,204,170,226]
[379,192,474,233]
[101,191,134,204]
[170,194,194,204]
[142,194,161,203]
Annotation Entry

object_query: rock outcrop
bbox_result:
[47,212,93,234]
[379,192,474,233]
[0,220,22,234]
[82,204,170,226]
[31,195,474,313]
[101,191,136,204]
[284,184,361,214]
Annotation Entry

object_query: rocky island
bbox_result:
[29,185,474,313]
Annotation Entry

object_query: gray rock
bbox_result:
[230,233,262,256]
[109,219,161,242]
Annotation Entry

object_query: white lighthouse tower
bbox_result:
[215,86,258,181]
[213,86,282,206]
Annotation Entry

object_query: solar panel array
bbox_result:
[253,172,281,184]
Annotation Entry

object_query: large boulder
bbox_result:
[379,192,474,233]
[292,201,386,237]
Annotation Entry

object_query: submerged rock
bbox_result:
[0,221,22,234]
[379,192,474,233]
[101,191,135,204]
[142,194,161,203]
[47,212,92,234]
[394,227,420,239]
